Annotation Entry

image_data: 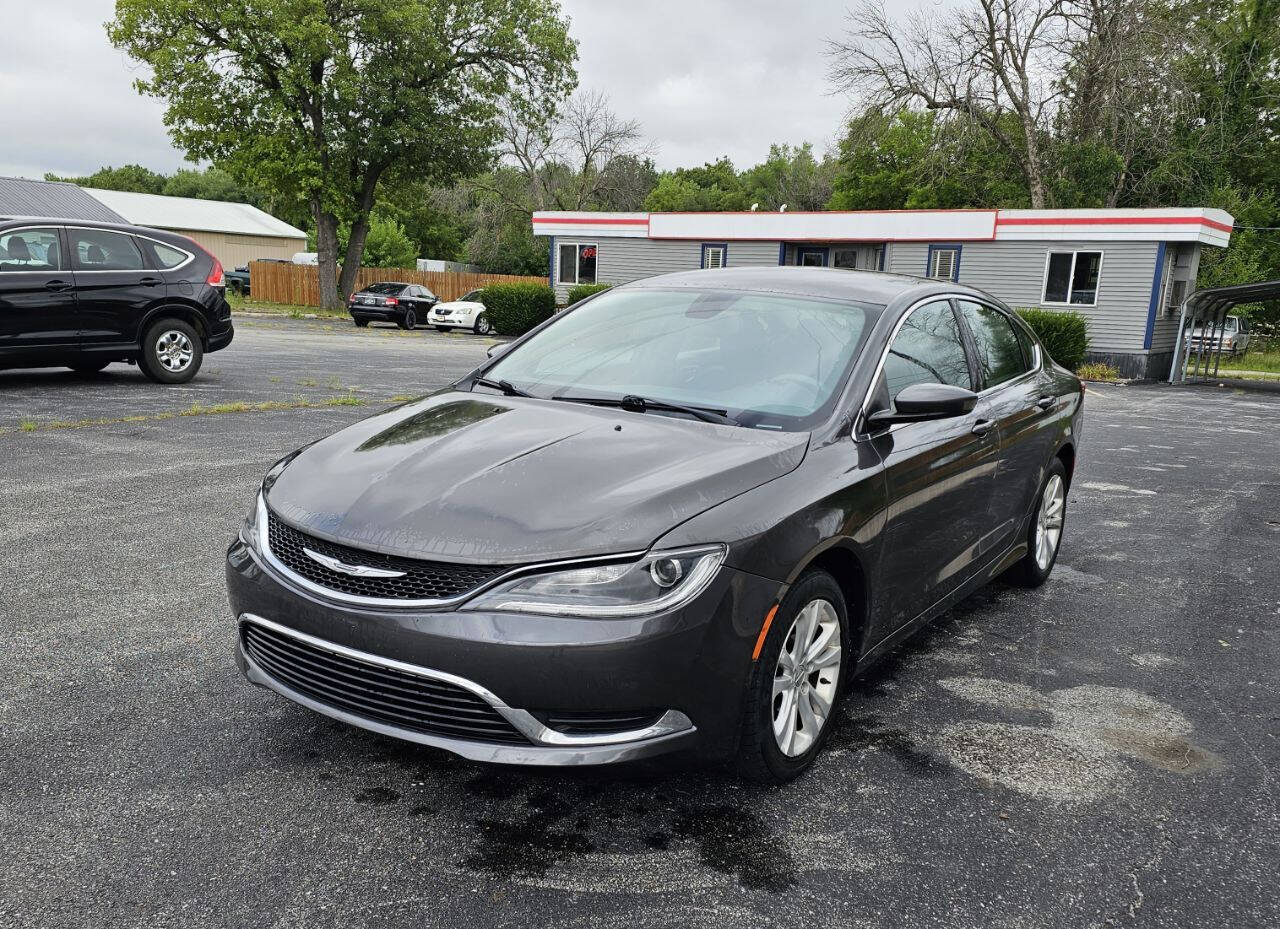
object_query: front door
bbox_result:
[796,247,828,267]
[67,227,164,348]
[865,299,1000,641]
[0,226,79,356]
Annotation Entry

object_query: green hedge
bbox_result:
[479,283,556,336]
[566,282,612,305]
[1016,308,1090,370]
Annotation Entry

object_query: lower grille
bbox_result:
[242,622,529,745]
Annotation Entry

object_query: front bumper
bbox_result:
[226,538,777,766]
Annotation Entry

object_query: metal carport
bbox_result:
[1169,279,1280,383]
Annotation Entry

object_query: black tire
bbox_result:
[474,313,493,336]
[736,570,850,784]
[399,309,416,331]
[1007,457,1068,588]
[138,319,203,385]
[69,359,110,376]
[353,317,369,328]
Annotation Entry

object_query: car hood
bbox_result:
[266,392,810,564]
[433,300,481,311]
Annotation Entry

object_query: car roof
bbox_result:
[0,215,186,240]
[620,266,1002,309]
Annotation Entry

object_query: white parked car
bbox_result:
[430,289,493,335]
[1189,315,1251,356]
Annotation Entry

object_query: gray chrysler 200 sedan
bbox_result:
[226,267,1083,782]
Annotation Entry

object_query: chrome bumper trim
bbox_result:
[237,613,696,764]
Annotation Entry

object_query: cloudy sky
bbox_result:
[0,0,857,180]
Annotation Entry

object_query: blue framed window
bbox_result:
[796,246,829,267]
[701,243,728,269]
[926,244,961,281]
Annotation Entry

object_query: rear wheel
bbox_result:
[474,313,493,335]
[138,319,203,384]
[69,359,110,376]
[1008,458,1068,587]
[399,309,416,331]
[353,317,369,328]
[736,570,848,783]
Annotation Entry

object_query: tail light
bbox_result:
[207,257,225,287]
[385,297,398,306]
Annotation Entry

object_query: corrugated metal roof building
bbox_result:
[83,188,307,268]
[0,176,307,268]
[0,176,126,224]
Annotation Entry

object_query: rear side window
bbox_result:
[71,230,145,271]
[882,300,972,403]
[0,228,63,272]
[956,300,1029,388]
[151,242,191,269]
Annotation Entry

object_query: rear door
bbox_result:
[0,226,78,355]
[67,227,164,349]
[865,298,1000,640]
[954,299,1056,552]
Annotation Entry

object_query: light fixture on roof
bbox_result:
[779,204,788,212]
[750,203,759,211]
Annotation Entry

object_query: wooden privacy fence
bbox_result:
[248,261,546,307]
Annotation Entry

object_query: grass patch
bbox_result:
[6,394,371,435]
[227,290,348,319]
[1213,349,1280,374]
[1076,361,1123,382]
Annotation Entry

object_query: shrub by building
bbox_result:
[1016,308,1090,370]
[480,282,556,336]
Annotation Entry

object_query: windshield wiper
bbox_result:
[472,376,532,398]
[554,393,738,426]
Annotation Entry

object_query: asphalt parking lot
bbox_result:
[2,317,1277,929]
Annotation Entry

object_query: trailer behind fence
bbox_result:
[248,262,546,307]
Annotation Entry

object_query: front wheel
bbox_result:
[139,319,203,384]
[736,570,848,783]
[474,313,493,335]
[1007,458,1068,587]
[399,310,416,331]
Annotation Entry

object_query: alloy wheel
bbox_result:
[772,598,842,757]
[155,330,194,373]
[476,315,492,335]
[1034,474,1065,570]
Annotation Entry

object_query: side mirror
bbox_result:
[866,382,977,428]
[486,342,511,359]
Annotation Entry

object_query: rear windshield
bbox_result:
[486,287,882,431]
[364,282,406,295]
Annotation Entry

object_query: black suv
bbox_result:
[0,219,234,383]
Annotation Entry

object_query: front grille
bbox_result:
[535,710,664,735]
[242,621,530,745]
[267,511,511,602]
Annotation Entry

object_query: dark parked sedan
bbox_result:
[227,267,1083,781]
[0,218,232,383]
[347,282,438,330]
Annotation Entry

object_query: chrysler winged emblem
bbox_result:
[302,547,407,579]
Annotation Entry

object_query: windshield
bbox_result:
[364,282,406,295]
[484,287,880,431]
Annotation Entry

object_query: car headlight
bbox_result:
[238,490,267,552]
[462,545,726,617]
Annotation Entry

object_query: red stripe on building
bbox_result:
[532,217,650,226]
[997,215,1233,234]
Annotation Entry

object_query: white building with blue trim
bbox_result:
[533,207,1234,379]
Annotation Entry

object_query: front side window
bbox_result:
[881,300,972,403]
[927,247,959,281]
[1043,251,1102,305]
[0,228,63,272]
[558,242,597,285]
[485,287,880,431]
[957,300,1030,388]
[71,230,144,271]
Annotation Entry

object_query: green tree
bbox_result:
[162,167,248,202]
[740,143,835,212]
[109,0,576,309]
[360,215,418,268]
[45,163,167,194]
[644,157,749,211]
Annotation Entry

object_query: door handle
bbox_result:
[44,280,73,292]
[971,418,995,437]
[1036,395,1055,411]
[139,276,163,287]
